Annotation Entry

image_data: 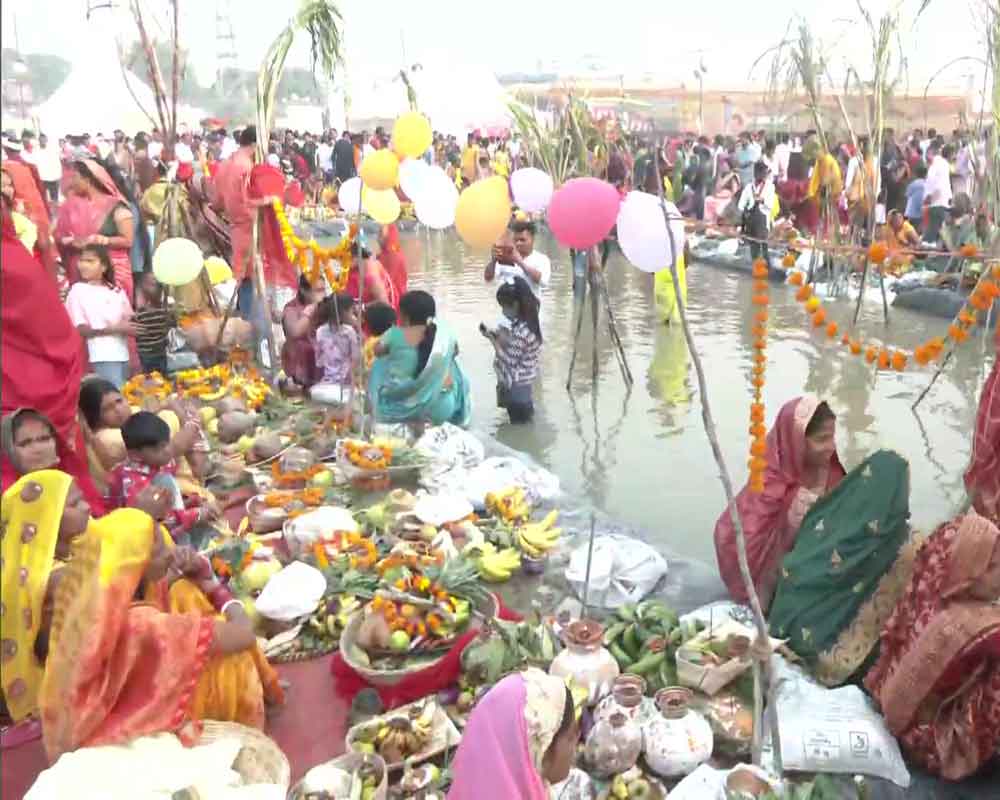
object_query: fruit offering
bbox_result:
[473,544,522,583]
[515,510,562,557]
[344,438,393,471]
[606,766,665,800]
[294,758,383,800]
[603,601,687,694]
[351,704,435,765]
[485,486,531,524]
[174,362,271,409]
[121,372,172,408]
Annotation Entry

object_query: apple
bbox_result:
[389,630,411,652]
[310,469,334,488]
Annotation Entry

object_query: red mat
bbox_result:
[2,656,349,798]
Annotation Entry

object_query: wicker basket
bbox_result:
[338,594,499,687]
[287,752,388,799]
[200,720,291,789]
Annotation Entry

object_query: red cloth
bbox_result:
[283,181,305,208]
[245,164,298,289]
[330,599,522,709]
[2,159,56,277]
[0,213,105,514]
[345,257,397,310]
[106,458,200,534]
[965,329,1000,518]
[714,396,845,608]
[379,224,408,302]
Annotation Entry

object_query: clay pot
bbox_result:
[584,711,642,778]
[548,619,620,705]
[594,675,648,725]
[643,687,714,778]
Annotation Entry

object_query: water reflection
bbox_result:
[392,229,983,565]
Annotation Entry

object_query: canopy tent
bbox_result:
[34,38,206,138]
[329,61,511,137]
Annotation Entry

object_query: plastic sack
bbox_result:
[565,535,667,608]
[416,423,485,472]
[254,561,328,621]
[665,763,727,799]
[427,456,561,509]
[769,654,910,787]
[412,493,474,527]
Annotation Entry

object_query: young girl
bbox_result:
[483,276,542,423]
[65,244,134,388]
[312,292,360,406]
[133,271,175,376]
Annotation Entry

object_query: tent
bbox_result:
[329,61,511,136]
[34,38,205,138]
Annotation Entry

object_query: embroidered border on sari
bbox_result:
[815,534,923,686]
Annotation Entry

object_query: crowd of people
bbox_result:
[1,108,998,792]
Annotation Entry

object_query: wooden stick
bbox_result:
[590,269,600,387]
[566,276,588,391]
[600,269,633,386]
[911,350,954,411]
[652,159,782,772]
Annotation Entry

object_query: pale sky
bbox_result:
[2,0,990,97]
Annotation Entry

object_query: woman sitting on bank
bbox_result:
[865,510,1000,780]
[280,273,326,392]
[369,290,470,428]
[714,396,845,609]
[768,450,922,686]
[448,669,579,799]
[78,379,209,499]
[40,509,284,761]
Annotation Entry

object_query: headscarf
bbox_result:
[714,396,846,607]
[448,669,567,800]
[769,450,917,685]
[1,470,75,723]
[40,509,215,761]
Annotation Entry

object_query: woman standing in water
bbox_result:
[714,396,845,609]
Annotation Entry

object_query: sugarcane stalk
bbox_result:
[651,155,782,772]
[566,279,588,391]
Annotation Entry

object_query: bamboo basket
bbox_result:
[287,752,388,799]
[200,720,291,789]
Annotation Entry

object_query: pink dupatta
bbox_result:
[54,160,132,295]
[714,395,846,607]
[448,671,565,800]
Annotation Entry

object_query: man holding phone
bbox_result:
[484,219,551,304]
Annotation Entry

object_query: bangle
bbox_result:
[205,582,234,612]
[220,599,244,616]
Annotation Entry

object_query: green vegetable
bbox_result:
[627,650,666,676]
[659,658,678,688]
[609,641,633,670]
[616,604,636,622]
[622,625,642,659]
[603,621,628,646]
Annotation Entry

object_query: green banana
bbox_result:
[609,641,633,670]
[622,624,642,660]
[602,621,628,646]
[659,657,678,688]
[616,604,636,622]
[628,650,666,676]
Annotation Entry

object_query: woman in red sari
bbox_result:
[865,510,1000,780]
[1,199,104,513]
[54,159,135,296]
[379,223,408,302]
[346,242,396,310]
[713,396,846,609]
[965,326,1000,518]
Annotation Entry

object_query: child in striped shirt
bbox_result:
[482,276,542,423]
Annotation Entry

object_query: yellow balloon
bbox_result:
[204,255,233,285]
[359,149,400,191]
[152,237,204,287]
[455,177,512,249]
[392,112,433,159]
[362,186,401,224]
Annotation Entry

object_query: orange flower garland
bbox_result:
[273,198,356,292]
[789,267,1000,371]
[345,439,393,471]
[748,259,770,493]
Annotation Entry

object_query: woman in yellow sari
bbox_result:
[40,510,283,761]
[1,471,92,743]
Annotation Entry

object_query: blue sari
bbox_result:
[369,322,471,427]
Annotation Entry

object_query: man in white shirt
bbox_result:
[174,132,195,164]
[220,131,238,160]
[485,219,551,303]
[31,133,63,206]
[773,133,791,183]
[738,161,776,265]
[316,134,334,182]
[923,143,953,243]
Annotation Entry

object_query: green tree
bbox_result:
[1,49,71,104]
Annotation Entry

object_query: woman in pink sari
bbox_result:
[448,669,578,800]
[55,159,135,297]
[965,326,1000,518]
[378,223,407,304]
[714,395,846,609]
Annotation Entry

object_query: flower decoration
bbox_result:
[344,439,393,471]
[868,242,888,265]
[959,244,979,258]
[748,259,770,494]
[273,199,356,292]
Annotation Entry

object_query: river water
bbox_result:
[395,230,988,567]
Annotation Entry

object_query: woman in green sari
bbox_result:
[369,290,471,427]
[769,450,923,686]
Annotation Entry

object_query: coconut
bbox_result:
[250,432,283,462]
[217,411,256,444]
[356,611,392,651]
[214,396,248,416]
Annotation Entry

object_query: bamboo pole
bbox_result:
[651,157,782,771]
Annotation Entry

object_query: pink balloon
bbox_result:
[547,178,621,250]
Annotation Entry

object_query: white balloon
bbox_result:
[338,176,362,215]
[616,191,686,273]
[398,158,432,203]
[415,170,459,229]
[510,167,554,213]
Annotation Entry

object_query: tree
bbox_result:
[1,49,71,104]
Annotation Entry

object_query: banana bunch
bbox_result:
[373,709,433,762]
[477,547,522,582]
[516,510,561,557]
[603,600,685,693]
[485,486,531,524]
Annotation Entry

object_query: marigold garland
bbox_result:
[270,460,325,487]
[790,268,1000,372]
[344,439,393,471]
[748,258,770,493]
[273,198,356,292]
